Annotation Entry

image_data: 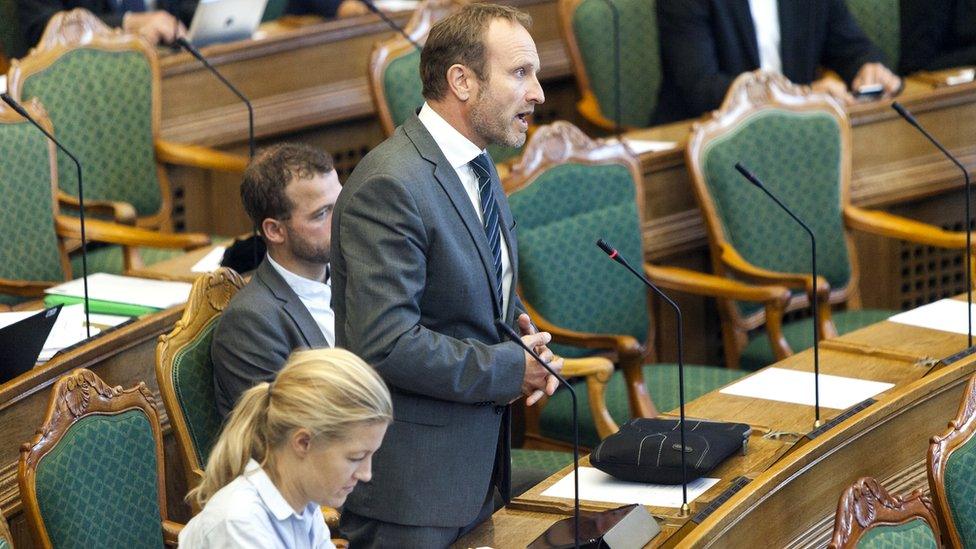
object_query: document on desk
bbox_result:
[541,467,718,507]
[45,273,193,310]
[191,246,227,273]
[605,137,678,154]
[719,367,893,409]
[0,304,130,362]
[888,298,976,335]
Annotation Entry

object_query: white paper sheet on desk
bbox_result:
[191,246,227,273]
[0,75,7,94]
[541,467,719,507]
[372,0,419,11]
[888,298,976,335]
[605,137,677,154]
[0,305,129,362]
[45,273,192,309]
[719,367,893,409]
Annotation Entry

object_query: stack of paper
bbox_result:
[719,368,894,409]
[0,304,130,362]
[541,467,719,507]
[43,273,193,316]
[888,299,976,335]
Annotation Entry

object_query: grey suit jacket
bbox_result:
[211,257,329,419]
[332,113,526,528]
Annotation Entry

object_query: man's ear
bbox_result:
[262,218,286,245]
[446,63,474,102]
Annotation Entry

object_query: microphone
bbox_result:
[596,238,691,513]
[2,93,91,339]
[358,0,422,51]
[734,162,822,429]
[892,101,973,351]
[173,37,255,159]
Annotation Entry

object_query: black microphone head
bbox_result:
[0,93,29,118]
[734,162,763,188]
[174,36,191,49]
[891,101,919,127]
[596,238,615,256]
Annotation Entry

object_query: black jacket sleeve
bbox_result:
[899,0,976,73]
[820,0,886,84]
[284,0,344,19]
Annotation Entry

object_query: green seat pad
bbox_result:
[741,308,893,371]
[541,364,748,447]
[945,432,976,545]
[70,244,185,277]
[511,449,573,497]
[856,518,937,549]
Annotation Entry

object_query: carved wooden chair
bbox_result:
[504,121,790,448]
[6,9,247,233]
[829,477,940,548]
[928,372,976,547]
[19,368,183,547]
[558,0,661,131]
[0,98,208,304]
[686,71,973,370]
[0,512,11,549]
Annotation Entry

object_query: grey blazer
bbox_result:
[211,257,329,419]
[332,113,526,528]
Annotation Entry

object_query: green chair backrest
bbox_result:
[0,0,25,60]
[19,47,163,217]
[699,109,852,317]
[570,0,661,127]
[944,433,976,545]
[508,162,648,358]
[846,0,900,70]
[0,538,9,549]
[34,410,165,548]
[170,316,223,465]
[262,0,288,22]
[855,518,939,549]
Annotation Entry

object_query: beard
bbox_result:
[285,226,331,266]
[470,86,527,149]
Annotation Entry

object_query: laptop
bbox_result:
[186,0,269,47]
[0,305,62,384]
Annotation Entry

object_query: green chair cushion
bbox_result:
[846,0,900,70]
[511,448,573,497]
[855,518,938,549]
[740,308,893,371]
[945,430,976,546]
[171,316,222,465]
[383,49,424,130]
[540,364,748,447]
[34,410,164,549]
[70,244,185,278]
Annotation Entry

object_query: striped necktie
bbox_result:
[469,152,504,307]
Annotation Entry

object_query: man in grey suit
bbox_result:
[332,4,561,547]
[212,143,339,418]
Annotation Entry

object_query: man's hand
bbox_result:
[336,0,372,18]
[517,313,563,406]
[123,11,186,46]
[811,75,854,105]
[851,62,902,99]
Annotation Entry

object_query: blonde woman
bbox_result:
[179,348,392,548]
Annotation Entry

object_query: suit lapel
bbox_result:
[256,258,329,348]
[730,0,761,68]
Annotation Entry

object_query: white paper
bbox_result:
[946,69,976,86]
[0,305,130,362]
[719,367,893,410]
[606,137,678,154]
[191,246,227,273]
[888,298,976,336]
[0,75,7,95]
[541,467,719,508]
[372,0,419,11]
[45,273,192,309]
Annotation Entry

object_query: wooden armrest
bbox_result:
[576,91,635,132]
[155,139,248,174]
[719,244,832,300]
[321,505,340,530]
[845,205,972,249]
[561,356,614,379]
[162,520,183,546]
[58,192,137,225]
[523,298,644,358]
[0,278,56,298]
[561,356,619,438]
[644,263,791,305]
[55,216,210,249]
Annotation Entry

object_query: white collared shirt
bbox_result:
[266,254,335,347]
[178,459,335,549]
[417,103,514,314]
[749,0,782,74]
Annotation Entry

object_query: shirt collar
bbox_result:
[417,102,485,170]
[243,459,312,522]
[266,254,331,298]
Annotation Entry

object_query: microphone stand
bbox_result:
[2,93,91,338]
[735,163,822,429]
[358,0,422,51]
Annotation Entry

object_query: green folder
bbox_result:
[43,295,160,317]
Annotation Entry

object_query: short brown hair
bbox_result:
[420,3,532,101]
[240,143,334,234]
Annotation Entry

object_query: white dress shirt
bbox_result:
[178,459,335,549]
[417,103,514,314]
[749,0,782,74]
[267,254,336,347]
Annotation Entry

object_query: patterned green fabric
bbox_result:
[0,537,9,549]
[383,49,424,130]
[0,0,24,60]
[572,0,661,127]
[512,449,573,474]
[847,0,900,69]
[944,432,976,546]
[34,410,165,549]
[740,308,892,370]
[856,518,938,549]
[508,163,648,359]
[171,316,222,464]
[20,48,162,217]
[541,364,747,447]
[70,244,183,278]
[262,0,288,21]
[701,110,852,318]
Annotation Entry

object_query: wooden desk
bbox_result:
[456,299,976,547]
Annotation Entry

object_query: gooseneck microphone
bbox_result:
[496,319,579,549]
[892,101,973,350]
[358,0,422,51]
[2,93,91,338]
[174,37,255,159]
[734,162,822,428]
[596,238,690,513]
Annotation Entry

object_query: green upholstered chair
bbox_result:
[929,372,976,548]
[504,121,790,449]
[559,0,661,130]
[19,368,183,547]
[686,71,973,371]
[7,9,247,232]
[367,0,521,164]
[0,99,208,305]
[828,477,940,548]
[846,0,900,71]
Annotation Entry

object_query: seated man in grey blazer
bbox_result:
[212,143,338,418]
